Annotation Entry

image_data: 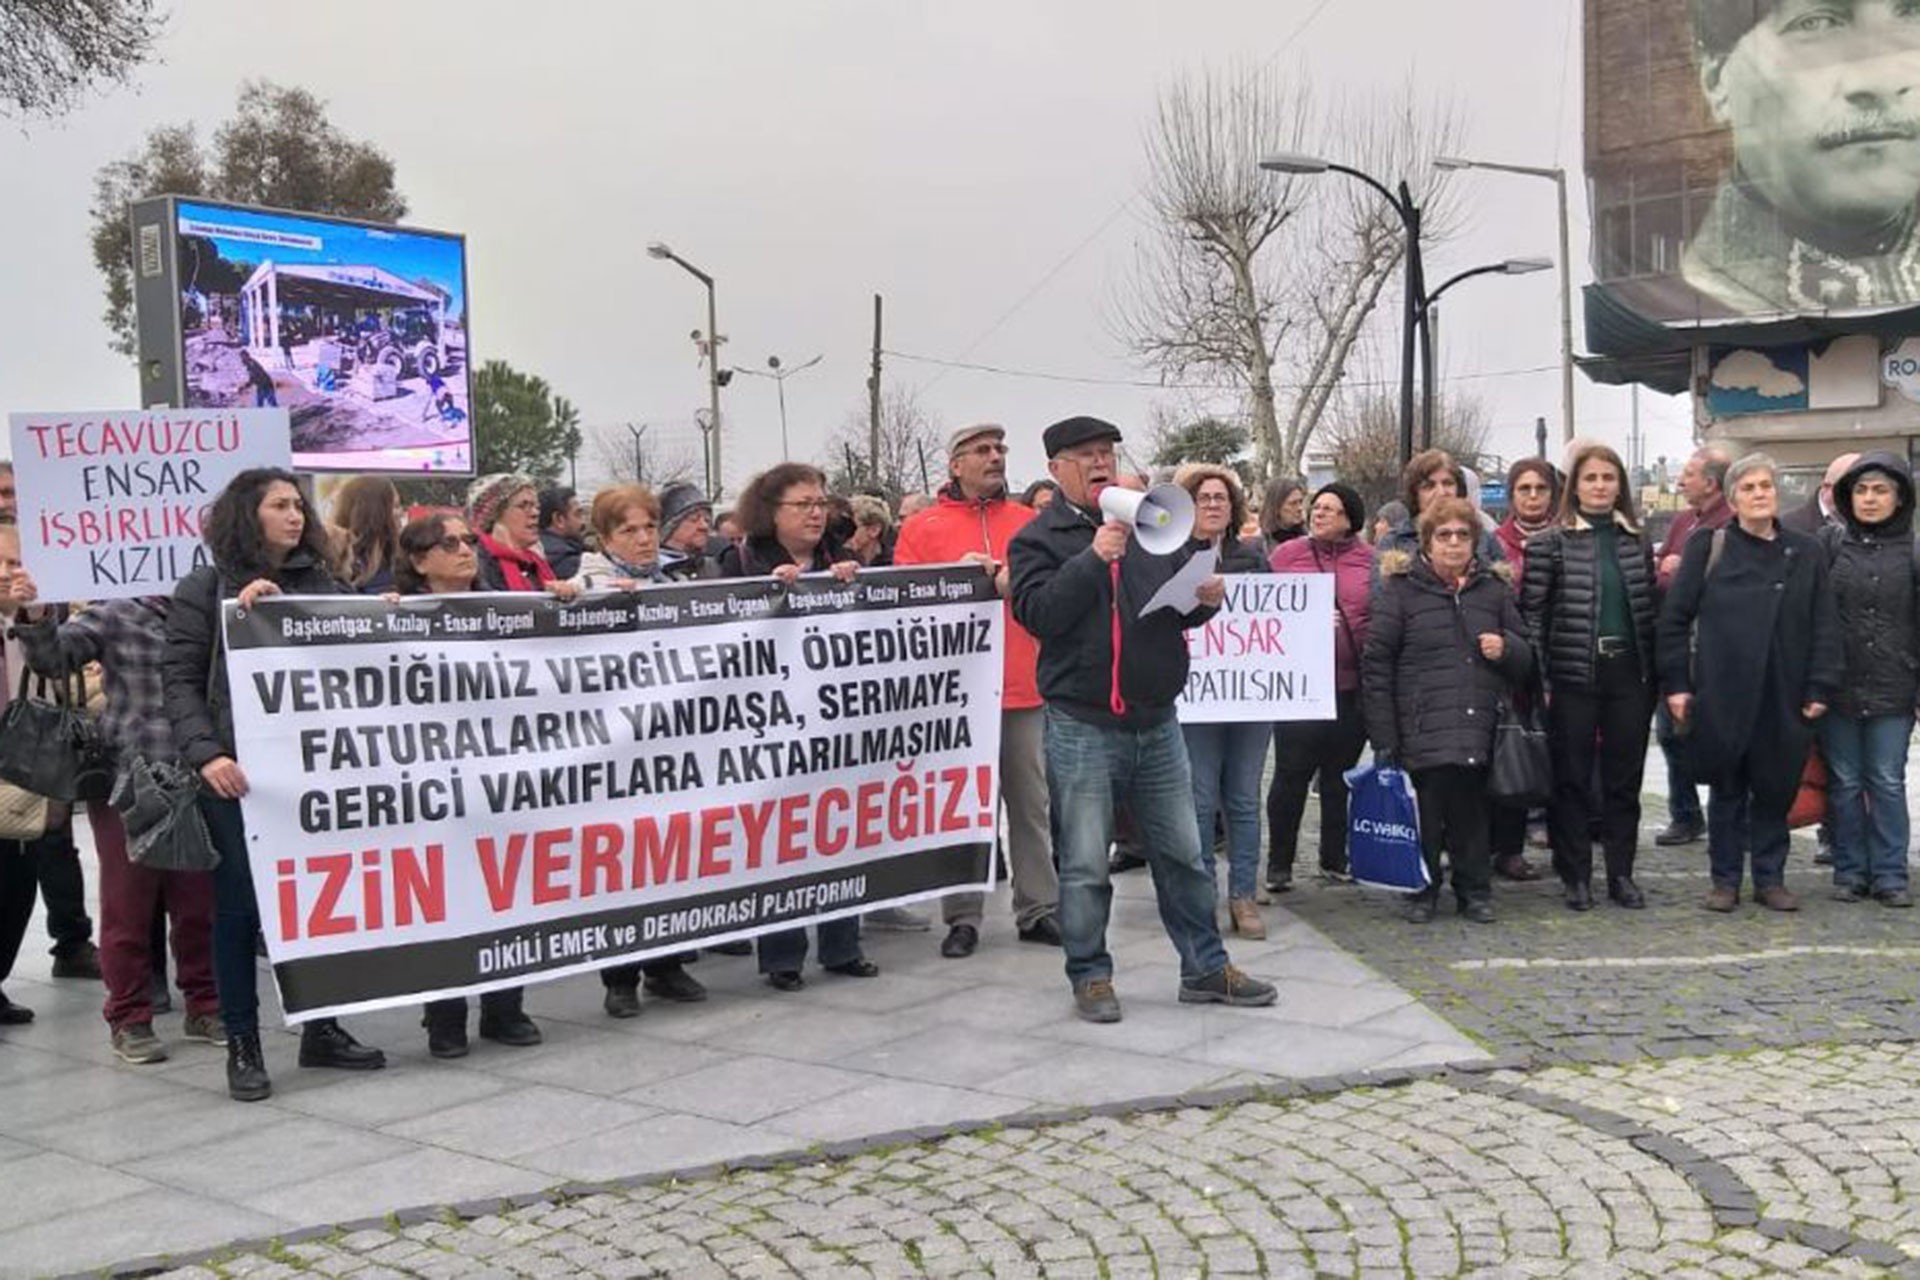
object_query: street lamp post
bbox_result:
[1435,156,1576,445]
[1261,153,1425,468]
[647,242,724,498]
[732,353,823,460]
[1419,257,1554,447]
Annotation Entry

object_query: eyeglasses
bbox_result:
[507,499,539,512]
[779,499,830,512]
[1431,528,1475,543]
[1057,446,1116,466]
[1194,494,1232,507]
[967,443,1010,456]
[434,534,480,553]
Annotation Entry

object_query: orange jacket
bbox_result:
[892,487,1041,709]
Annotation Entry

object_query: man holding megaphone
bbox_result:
[1009,416,1278,1025]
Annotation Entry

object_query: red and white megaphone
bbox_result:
[1098,483,1195,555]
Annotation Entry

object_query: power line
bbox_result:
[914,0,1340,394]
[886,347,1562,392]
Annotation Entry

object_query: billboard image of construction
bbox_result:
[172,199,473,474]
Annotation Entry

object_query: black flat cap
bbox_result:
[1042,415,1123,459]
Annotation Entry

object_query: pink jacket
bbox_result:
[1270,535,1374,691]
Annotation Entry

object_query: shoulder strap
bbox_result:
[1705,527,1727,581]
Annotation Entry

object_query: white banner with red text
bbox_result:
[222,568,1003,1021]
[1176,573,1336,723]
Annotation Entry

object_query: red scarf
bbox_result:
[479,533,554,592]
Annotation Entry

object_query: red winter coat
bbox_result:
[893,487,1041,709]
[1270,535,1374,692]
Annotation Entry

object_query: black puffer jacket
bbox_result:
[1819,451,1920,719]
[1518,514,1658,690]
[162,547,344,769]
[1363,550,1533,773]
[1009,496,1217,730]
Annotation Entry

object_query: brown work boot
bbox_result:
[1227,898,1266,940]
[1754,885,1799,912]
[1701,885,1739,913]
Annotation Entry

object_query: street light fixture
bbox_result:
[731,353,823,460]
[1434,156,1577,446]
[647,241,725,498]
[1420,257,1555,445]
[1261,152,1427,467]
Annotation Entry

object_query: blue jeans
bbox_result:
[200,795,262,1036]
[756,919,862,974]
[1183,721,1270,900]
[1656,702,1702,825]
[1820,713,1913,893]
[1046,707,1230,987]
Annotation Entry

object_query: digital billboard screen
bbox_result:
[1586,0,1920,333]
[172,199,472,474]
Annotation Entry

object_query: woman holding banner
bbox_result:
[568,486,712,1016]
[1174,465,1271,939]
[394,513,545,1056]
[162,468,387,1102]
[1363,497,1533,925]
[722,464,879,992]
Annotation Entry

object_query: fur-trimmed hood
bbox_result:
[1377,547,1513,585]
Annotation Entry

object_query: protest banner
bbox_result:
[221,566,1004,1021]
[7,408,291,601]
[1176,573,1335,723]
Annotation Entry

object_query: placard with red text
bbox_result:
[7,409,291,601]
[1175,573,1335,723]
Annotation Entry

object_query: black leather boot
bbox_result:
[298,1018,387,1070]
[421,1000,470,1059]
[226,1030,271,1102]
[477,988,542,1047]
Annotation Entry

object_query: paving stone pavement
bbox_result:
[15,752,1920,1277]
[131,1044,1920,1278]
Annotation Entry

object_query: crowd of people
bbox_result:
[0,418,1898,1100]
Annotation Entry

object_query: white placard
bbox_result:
[7,408,291,601]
[1176,573,1336,723]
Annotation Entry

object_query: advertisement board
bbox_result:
[132,196,473,476]
[1586,1,1920,333]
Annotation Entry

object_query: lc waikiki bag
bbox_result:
[1343,762,1430,893]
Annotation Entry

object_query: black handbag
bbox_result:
[1488,689,1553,808]
[0,665,113,805]
[111,757,220,872]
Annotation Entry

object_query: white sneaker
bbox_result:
[865,906,932,932]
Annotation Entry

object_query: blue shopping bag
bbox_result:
[1343,762,1430,893]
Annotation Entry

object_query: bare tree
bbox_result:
[582,422,700,491]
[1323,387,1494,517]
[1,0,163,120]
[1119,65,1462,482]
[824,385,942,500]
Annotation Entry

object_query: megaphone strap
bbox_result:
[1108,561,1127,717]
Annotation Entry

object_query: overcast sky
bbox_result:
[0,0,1696,492]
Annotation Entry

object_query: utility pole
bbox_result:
[869,294,884,479]
[1534,415,1548,460]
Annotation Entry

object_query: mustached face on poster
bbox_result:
[6,408,292,602]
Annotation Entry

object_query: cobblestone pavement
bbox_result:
[140,1043,1920,1278]
[1280,816,1920,1065]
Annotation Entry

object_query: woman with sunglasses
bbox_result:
[721,464,877,992]
[392,513,546,1057]
[1364,497,1533,924]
